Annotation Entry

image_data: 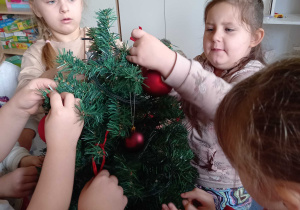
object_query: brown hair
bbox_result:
[182,0,266,132]
[28,0,57,70]
[204,0,266,67]
[215,57,300,187]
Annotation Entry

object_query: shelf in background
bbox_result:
[263,14,300,25]
[3,48,26,55]
[0,4,32,15]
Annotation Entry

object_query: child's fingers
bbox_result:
[59,92,75,108]
[48,91,64,108]
[167,203,178,210]
[108,175,118,185]
[22,166,38,176]
[181,188,215,209]
[21,182,38,191]
[131,28,146,40]
[129,46,138,56]
[162,204,170,210]
[182,201,199,210]
[28,78,57,90]
[22,174,39,184]
[122,195,128,206]
[97,169,110,178]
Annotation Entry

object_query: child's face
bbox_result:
[32,0,83,39]
[203,2,254,70]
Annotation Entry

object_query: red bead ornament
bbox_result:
[38,115,47,143]
[142,70,172,97]
[125,131,144,152]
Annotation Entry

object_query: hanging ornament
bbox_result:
[125,127,144,152]
[38,115,47,143]
[142,69,172,97]
[125,94,144,151]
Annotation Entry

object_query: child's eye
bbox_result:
[225,28,234,32]
[206,28,214,32]
[47,0,55,4]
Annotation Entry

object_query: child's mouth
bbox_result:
[61,18,72,23]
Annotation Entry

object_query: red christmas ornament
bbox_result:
[38,115,47,143]
[142,69,172,97]
[125,131,144,152]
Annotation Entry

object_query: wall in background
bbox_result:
[80,0,119,34]
[118,0,206,59]
[80,0,299,62]
[262,0,300,62]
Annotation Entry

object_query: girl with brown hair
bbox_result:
[128,0,265,209]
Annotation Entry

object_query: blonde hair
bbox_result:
[28,0,85,70]
[29,0,57,70]
[215,57,300,188]
[204,0,266,67]
[0,47,5,64]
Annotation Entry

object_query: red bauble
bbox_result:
[125,132,144,151]
[38,115,47,143]
[143,70,172,97]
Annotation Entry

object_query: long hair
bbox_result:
[183,0,266,132]
[215,57,300,189]
[28,0,85,70]
[204,0,266,67]
[28,0,57,70]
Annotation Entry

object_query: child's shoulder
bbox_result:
[24,39,46,56]
[230,60,265,82]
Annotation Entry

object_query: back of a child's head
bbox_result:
[215,57,300,188]
[204,0,265,65]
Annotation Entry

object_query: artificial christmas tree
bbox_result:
[41,8,197,210]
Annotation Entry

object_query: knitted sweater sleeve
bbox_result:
[164,53,263,121]
[165,53,231,121]
[1,143,30,173]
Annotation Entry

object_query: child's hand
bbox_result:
[78,170,128,210]
[0,166,38,198]
[162,188,215,210]
[19,155,44,168]
[45,91,83,151]
[126,28,176,79]
[11,78,57,117]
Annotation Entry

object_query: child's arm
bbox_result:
[126,29,176,79]
[0,78,57,162]
[126,29,231,120]
[162,188,215,210]
[0,166,38,198]
[27,91,83,210]
[78,170,128,210]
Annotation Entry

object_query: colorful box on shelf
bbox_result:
[5,0,30,9]
[1,39,16,49]
[0,14,14,21]
[1,40,32,50]
[14,41,31,49]
[0,32,14,41]
[3,19,36,33]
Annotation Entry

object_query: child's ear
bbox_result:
[250,28,264,47]
[275,184,300,210]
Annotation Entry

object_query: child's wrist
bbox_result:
[161,51,177,79]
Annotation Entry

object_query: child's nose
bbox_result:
[212,29,222,42]
[59,0,69,13]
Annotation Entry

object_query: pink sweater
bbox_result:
[165,53,264,188]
